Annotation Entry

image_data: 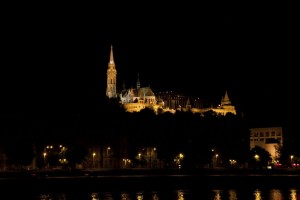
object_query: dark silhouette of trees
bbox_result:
[1,96,296,170]
[5,142,35,169]
[248,146,272,169]
[65,144,89,169]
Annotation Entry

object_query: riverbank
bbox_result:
[1,168,299,191]
[1,167,300,178]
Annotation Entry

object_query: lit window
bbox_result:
[271,132,275,136]
[260,132,264,137]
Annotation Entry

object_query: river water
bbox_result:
[1,172,299,199]
[2,185,300,199]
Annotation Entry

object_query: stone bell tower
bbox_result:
[106,45,117,98]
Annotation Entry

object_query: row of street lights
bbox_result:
[91,146,111,168]
[42,144,67,169]
[41,144,297,169]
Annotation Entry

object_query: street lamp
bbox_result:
[149,148,152,168]
[123,158,128,168]
[179,153,184,159]
[107,147,111,157]
[290,155,294,167]
[254,154,260,161]
[149,147,156,168]
[92,152,96,168]
[138,153,141,167]
[43,152,47,169]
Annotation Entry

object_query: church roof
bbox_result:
[119,87,155,98]
[136,87,155,97]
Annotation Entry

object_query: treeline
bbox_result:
[0,97,298,169]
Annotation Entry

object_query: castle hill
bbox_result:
[0,45,299,178]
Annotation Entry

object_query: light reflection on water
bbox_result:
[34,188,299,200]
[253,189,262,200]
[228,189,238,200]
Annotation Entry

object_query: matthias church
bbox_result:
[106,45,236,115]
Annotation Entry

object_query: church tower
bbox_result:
[106,45,117,98]
[219,90,236,115]
[220,90,231,106]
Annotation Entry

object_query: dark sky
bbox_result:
[1,2,299,126]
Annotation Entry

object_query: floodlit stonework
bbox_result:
[105,45,236,115]
[106,45,117,98]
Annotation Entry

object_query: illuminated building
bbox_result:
[249,127,283,162]
[106,45,236,115]
[106,45,117,98]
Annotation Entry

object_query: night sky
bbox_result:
[1,2,299,127]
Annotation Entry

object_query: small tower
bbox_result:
[136,73,140,89]
[186,97,192,111]
[106,45,117,98]
[221,90,231,106]
[219,90,236,115]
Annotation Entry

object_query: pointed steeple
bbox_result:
[109,45,115,66]
[224,91,229,101]
[122,81,126,90]
[186,98,191,106]
[137,73,140,89]
[186,97,192,110]
[221,90,231,106]
[217,90,236,115]
[106,44,117,98]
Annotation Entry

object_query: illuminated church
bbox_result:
[106,45,236,115]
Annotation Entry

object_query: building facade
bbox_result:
[249,127,283,162]
[105,45,236,115]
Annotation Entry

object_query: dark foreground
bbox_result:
[0,168,299,192]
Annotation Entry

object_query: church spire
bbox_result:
[186,97,192,111]
[122,80,126,90]
[106,44,117,98]
[221,90,231,106]
[109,45,115,66]
[224,90,229,100]
[137,73,140,89]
